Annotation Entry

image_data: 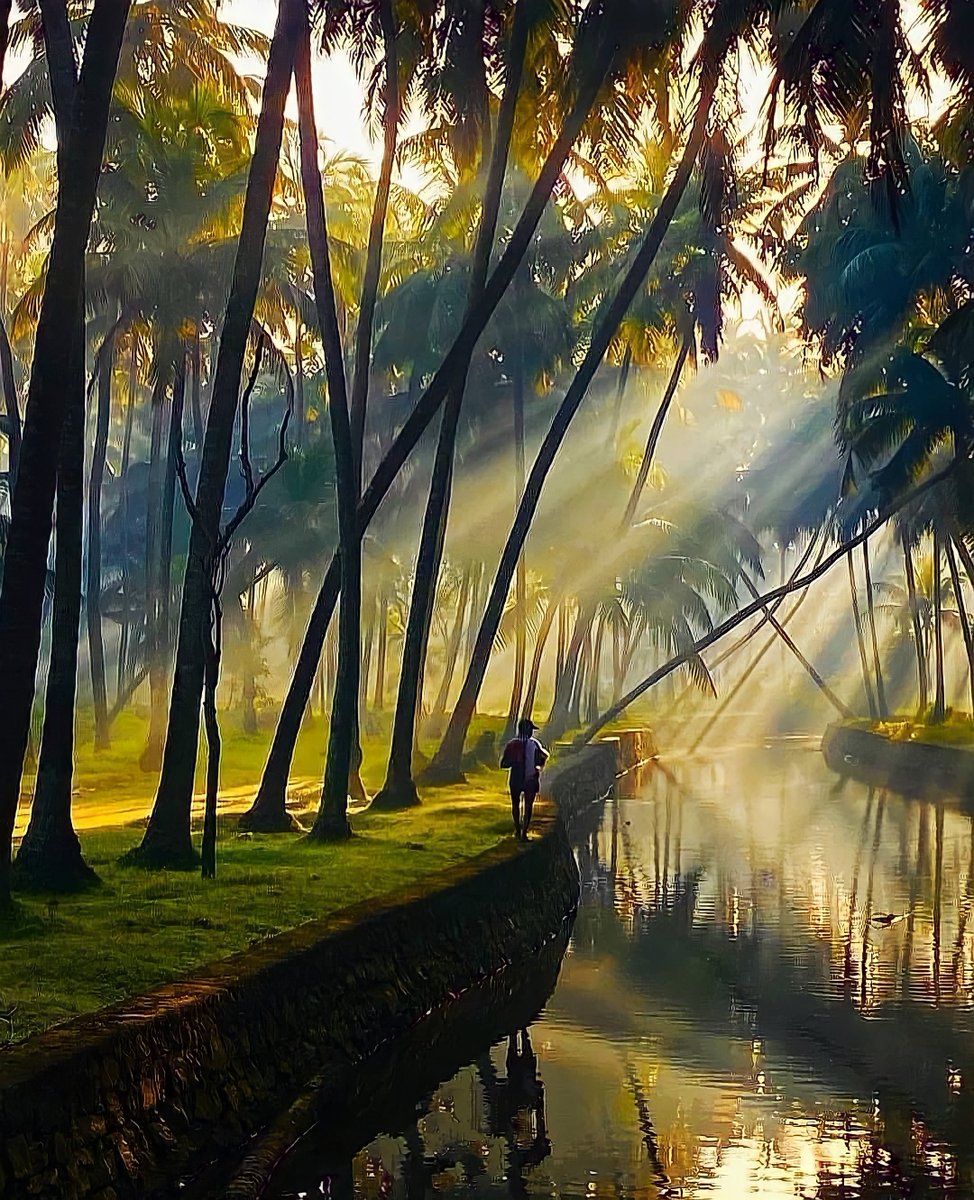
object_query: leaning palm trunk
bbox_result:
[901,528,928,713]
[87,331,114,751]
[241,16,617,830]
[847,550,878,719]
[862,539,887,719]
[15,318,96,892]
[0,0,130,907]
[504,351,528,740]
[578,460,957,742]
[295,1,359,842]
[430,567,473,727]
[521,592,559,721]
[131,0,300,868]
[945,538,974,716]
[428,75,718,781]
[375,0,539,811]
[622,336,692,527]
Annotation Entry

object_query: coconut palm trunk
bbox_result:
[375,0,541,810]
[862,539,887,719]
[622,336,691,526]
[933,531,946,722]
[504,346,527,739]
[15,316,96,892]
[131,0,300,868]
[428,76,717,781]
[294,1,359,841]
[945,537,974,715]
[521,593,558,720]
[140,367,170,771]
[901,527,928,713]
[0,312,20,486]
[241,21,616,828]
[86,330,114,751]
[0,0,131,907]
[847,549,878,719]
[431,566,472,725]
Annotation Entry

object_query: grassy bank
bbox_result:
[850,713,974,747]
[2,710,513,1042]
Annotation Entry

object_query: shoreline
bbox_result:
[0,741,622,1200]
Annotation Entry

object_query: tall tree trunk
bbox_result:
[933,531,946,722]
[522,594,558,722]
[116,338,137,706]
[294,322,305,447]
[622,336,691,527]
[902,528,928,714]
[945,537,974,716]
[847,550,878,720]
[427,77,718,781]
[190,330,204,457]
[0,0,130,906]
[241,16,613,828]
[862,539,887,719]
[348,0,400,469]
[360,593,375,716]
[159,353,186,672]
[240,589,259,735]
[504,349,527,740]
[14,316,96,892]
[545,601,595,739]
[375,0,536,810]
[295,3,359,841]
[87,330,113,751]
[431,566,472,722]
[140,369,169,772]
[374,591,389,711]
[587,611,606,724]
[376,410,461,809]
[0,311,19,487]
[131,0,299,867]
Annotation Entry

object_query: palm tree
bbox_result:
[0,0,131,909]
[428,20,734,779]
[131,0,300,869]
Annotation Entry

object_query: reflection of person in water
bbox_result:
[480,1028,551,1195]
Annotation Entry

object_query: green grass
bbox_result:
[852,712,974,747]
[2,708,514,1043]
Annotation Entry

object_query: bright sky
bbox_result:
[223,1,377,164]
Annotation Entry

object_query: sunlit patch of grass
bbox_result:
[855,711,974,747]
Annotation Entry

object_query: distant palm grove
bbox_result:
[0,0,973,905]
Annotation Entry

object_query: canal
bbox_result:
[261,742,974,1198]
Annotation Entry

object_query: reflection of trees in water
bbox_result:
[573,757,974,1197]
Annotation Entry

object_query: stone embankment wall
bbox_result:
[823,721,974,801]
[0,742,621,1200]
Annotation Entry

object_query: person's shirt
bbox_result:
[502,735,548,778]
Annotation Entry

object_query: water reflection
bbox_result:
[267,747,974,1199]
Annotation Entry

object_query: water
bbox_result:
[263,744,974,1199]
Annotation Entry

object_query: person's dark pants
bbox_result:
[510,777,540,839]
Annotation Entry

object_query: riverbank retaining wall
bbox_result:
[0,741,621,1200]
[822,721,974,801]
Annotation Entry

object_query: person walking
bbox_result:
[500,718,549,841]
